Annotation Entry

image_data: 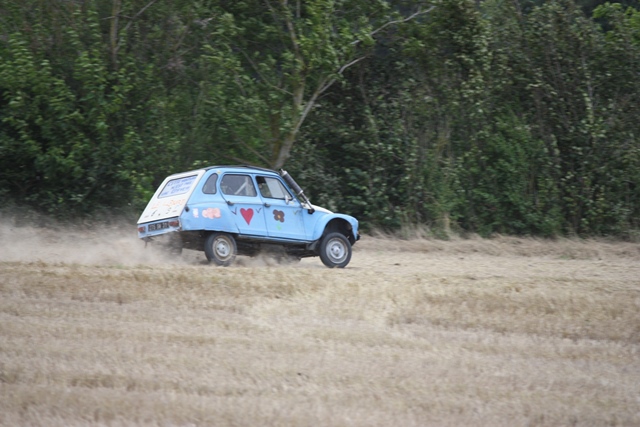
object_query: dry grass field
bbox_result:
[1,220,640,426]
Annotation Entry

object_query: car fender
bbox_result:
[311,213,359,242]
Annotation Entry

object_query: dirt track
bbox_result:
[1,221,639,426]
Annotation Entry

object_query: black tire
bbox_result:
[204,233,237,266]
[319,232,352,268]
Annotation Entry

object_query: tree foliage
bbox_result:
[1,0,639,238]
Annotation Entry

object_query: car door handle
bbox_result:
[264,203,271,208]
[226,200,234,206]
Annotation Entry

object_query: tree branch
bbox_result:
[112,0,159,54]
[269,4,437,168]
[351,6,436,45]
[110,0,121,69]
[338,55,368,75]
[232,135,271,166]
[236,48,292,96]
[122,0,158,34]
[281,0,303,66]
[312,55,367,99]
[223,154,268,167]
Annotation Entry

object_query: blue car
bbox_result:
[137,166,360,267]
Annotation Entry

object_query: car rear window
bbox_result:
[158,175,198,198]
[202,174,218,194]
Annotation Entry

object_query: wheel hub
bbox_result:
[216,239,230,258]
[328,239,346,262]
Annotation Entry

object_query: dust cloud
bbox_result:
[0,214,297,267]
[0,214,168,266]
[1,211,639,267]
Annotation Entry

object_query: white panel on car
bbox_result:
[137,170,206,224]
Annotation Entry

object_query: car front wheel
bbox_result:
[204,233,237,266]
[319,232,352,268]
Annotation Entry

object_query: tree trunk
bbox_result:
[110,0,121,70]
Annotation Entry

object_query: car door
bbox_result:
[219,173,268,236]
[255,175,307,240]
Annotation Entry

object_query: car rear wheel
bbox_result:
[204,233,237,266]
[319,232,352,268]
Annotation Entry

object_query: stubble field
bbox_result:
[1,221,639,426]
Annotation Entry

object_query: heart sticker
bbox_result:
[240,208,254,225]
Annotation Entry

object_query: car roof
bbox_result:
[168,165,280,177]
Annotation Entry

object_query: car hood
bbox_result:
[309,204,332,214]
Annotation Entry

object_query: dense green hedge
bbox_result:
[1,0,639,237]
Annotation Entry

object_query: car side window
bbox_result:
[202,174,218,194]
[256,176,291,199]
[220,174,257,197]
